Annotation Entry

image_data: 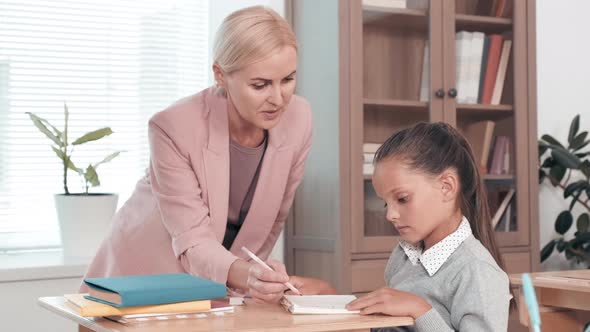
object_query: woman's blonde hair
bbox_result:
[213,5,297,75]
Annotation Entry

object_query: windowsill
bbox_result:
[0,249,90,283]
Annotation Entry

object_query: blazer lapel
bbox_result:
[202,92,230,242]
[230,125,293,258]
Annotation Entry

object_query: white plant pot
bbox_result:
[54,193,118,259]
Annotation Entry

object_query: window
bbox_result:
[0,0,209,250]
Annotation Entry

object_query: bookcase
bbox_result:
[288,0,538,327]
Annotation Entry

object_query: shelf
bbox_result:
[456,103,513,117]
[455,14,512,33]
[364,98,428,112]
[484,174,516,187]
[363,7,427,29]
[484,174,515,181]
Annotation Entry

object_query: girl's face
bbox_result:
[215,46,297,131]
[372,157,460,249]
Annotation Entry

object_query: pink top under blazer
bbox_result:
[81,87,312,289]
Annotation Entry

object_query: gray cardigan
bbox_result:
[378,236,510,332]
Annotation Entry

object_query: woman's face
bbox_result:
[217,46,297,131]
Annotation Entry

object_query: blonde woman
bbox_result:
[82,6,317,303]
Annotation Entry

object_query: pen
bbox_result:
[241,246,301,295]
[522,273,541,332]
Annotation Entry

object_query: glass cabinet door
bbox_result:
[350,0,442,253]
[449,0,529,247]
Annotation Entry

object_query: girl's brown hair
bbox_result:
[374,122,504,270]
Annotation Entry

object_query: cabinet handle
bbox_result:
[435,89,445,98]
[447,88,457,98]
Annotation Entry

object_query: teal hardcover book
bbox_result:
[83,273,227,308]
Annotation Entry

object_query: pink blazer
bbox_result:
[81,87,312,289]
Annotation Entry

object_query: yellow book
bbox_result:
[64,293,211,317]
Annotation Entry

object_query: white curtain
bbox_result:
[0,0,286,252]
[0,0,210,250]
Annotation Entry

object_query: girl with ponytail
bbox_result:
[345,122,511,331]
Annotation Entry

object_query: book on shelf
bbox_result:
[461,120,495,174]
[363,163,375,176]
[363,143,382,154]
[466,32,486,104]
[477,35,491,103]
[491,39,512,105]
[455,31,472,104]
[492,0,513,18]
[488,136,511,175]
[491,188,515,230]
[83,273,227,308]
[481,34,504,104]
[64,293,211,317]
[364,152,375,164]
[446,31,511,105]
[362,0,406,10]
[419,41,430,102]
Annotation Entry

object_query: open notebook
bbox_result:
[281,295,359,315]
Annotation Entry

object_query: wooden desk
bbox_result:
[38,296,414,332]
[510,270,590,331]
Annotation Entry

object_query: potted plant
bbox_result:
[538,114,590,268]
[26,103,121,258]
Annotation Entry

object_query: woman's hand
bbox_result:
[228,259,290,303]
[287,276,338,295]
[346,287,431,319]
[246,260,290,303]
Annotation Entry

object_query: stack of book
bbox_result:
[461,120,511,175]
[65,273,230,324]
[420,31,512,105]
[363,143,381,176]
[361,0,429,10]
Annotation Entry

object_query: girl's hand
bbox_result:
[246,260,289,303]
[345,287,432,319]
[287,276,338,295]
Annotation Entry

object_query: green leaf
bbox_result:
[93,151,121,168]
[577,213,589,233]
[542,157,556,168]
[570,190,583,210]
[540,240,556,262]
[84,165,100,187]
[568,114,580,144]
[63,103,69,146]
[556,239,566,253]
[551,148,581,169]
[26,112,64,147]
[555,210,574,235]
[541,134,564,149]
[51,147,81,173]
[564,180,586,198]
[572,232,590,245]
[65,156,82,174]
[72,127,113,145]
[581,160,590,179]
[51,146,66,161]
[575,152,590,158]
[549,164,566,183]
[571,133,589,151]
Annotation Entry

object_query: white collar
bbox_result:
[399,216,472,276]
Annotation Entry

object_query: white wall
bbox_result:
[537,0,590,270]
